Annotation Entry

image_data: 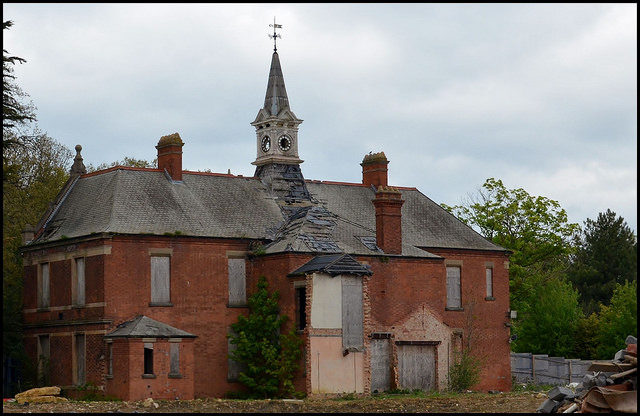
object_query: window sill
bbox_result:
[142,374,156,379]
[485,296,495,301]
[227,304,248,308]
[168,373,182,379]
[72,304,86,309]
[105,375,113,380]
[149,302,173,307]
[37,307,51,312]
[445,307,464,312]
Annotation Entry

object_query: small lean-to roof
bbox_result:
[288,254,373,277]
[105,315,196,339]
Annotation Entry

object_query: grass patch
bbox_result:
[511,382,555,393]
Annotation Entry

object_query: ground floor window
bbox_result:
[143,344,154,376]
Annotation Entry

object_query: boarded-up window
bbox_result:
[39,263,50,308]
[342,276,363,349]
[228,258,246,306]
[169,342,180,376]
[75,258,85,306]
[75,334,86,385]
[486,267,493,298]
[144,343,154,375]
[37,335,50,383]
[446,266,461,309]
[227,329,246,381]
[107,342,113,376]
[150,256,171,304]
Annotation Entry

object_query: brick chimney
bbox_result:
[361,152,389,188]
[372,186,404,255]
[156,133,184,181]
[22,224,35,245]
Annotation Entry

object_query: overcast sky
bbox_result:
[4,3,637,233]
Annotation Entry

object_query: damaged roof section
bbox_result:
[288,254,373,277]
[264,204,440,258]
[105,315,197,339]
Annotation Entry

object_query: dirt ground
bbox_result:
[3,391,546,413]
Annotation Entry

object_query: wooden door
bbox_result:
[398,344,436,391]
[370,338,391,392]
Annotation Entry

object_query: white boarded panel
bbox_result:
[446,266,461,308]
[370,338,391,392]
[76,258,85,305]
[398,345,436,391]
[151,256,170,303]
[228,258,247,306]
[311,273,342,329]
[341,276,363,349]
[486,268,493,297]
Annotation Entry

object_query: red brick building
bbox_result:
[21,47,513,400]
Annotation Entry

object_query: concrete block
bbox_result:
[625,335,637,345]
[537,398,560,413]
[548,386,574,401]
[614,349,626,361]
[581,373,596,389]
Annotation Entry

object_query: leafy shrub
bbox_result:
[447,349,481,392]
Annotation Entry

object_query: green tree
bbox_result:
[228,276,302,398]
[442,178,580,317]
[3,21,36,146]
[568,210,637,315]
[3,130,72,380]
[511,276,583,357]
[86,156,157,172]
[594,280,637,359]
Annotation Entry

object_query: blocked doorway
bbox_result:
[396,341,439,391]
[370,335,391,392]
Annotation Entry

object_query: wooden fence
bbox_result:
[511,353,593,385]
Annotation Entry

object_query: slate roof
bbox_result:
[288,254,373,277]
[105,315,196,339]
[29,167,505,254]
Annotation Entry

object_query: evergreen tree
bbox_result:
[228,276,302,398]
[569,209,637,315]
[594,280,637,359]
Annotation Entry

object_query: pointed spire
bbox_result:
[263,51,290,117]
[70,144,87,176]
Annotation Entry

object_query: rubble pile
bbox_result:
[14,386,68,404]
[537,335,637,413]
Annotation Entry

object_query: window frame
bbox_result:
[445,265,463,311]
[73,257,86,307]
[38,263,50,309]
[149,255,172,306]
[485,266,495,301]
[143,343,155,378]
[168,341,182,378]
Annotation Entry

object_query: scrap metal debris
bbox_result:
[537,335,637,413]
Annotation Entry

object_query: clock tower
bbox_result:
[251,21,311,203]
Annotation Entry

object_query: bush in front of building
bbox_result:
[228,276,302,398]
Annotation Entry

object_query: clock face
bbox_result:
[278,135,292,151]
[261,136,271,153]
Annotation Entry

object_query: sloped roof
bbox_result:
[29,167,505,253]
[105,315,196,339]
[288,254,373,277]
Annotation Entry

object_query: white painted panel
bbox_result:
[310,273,342,329]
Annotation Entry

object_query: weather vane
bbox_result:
[269,17,282,52]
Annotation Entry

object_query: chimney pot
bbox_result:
[361,151,389,188]
[156,133,184,181]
